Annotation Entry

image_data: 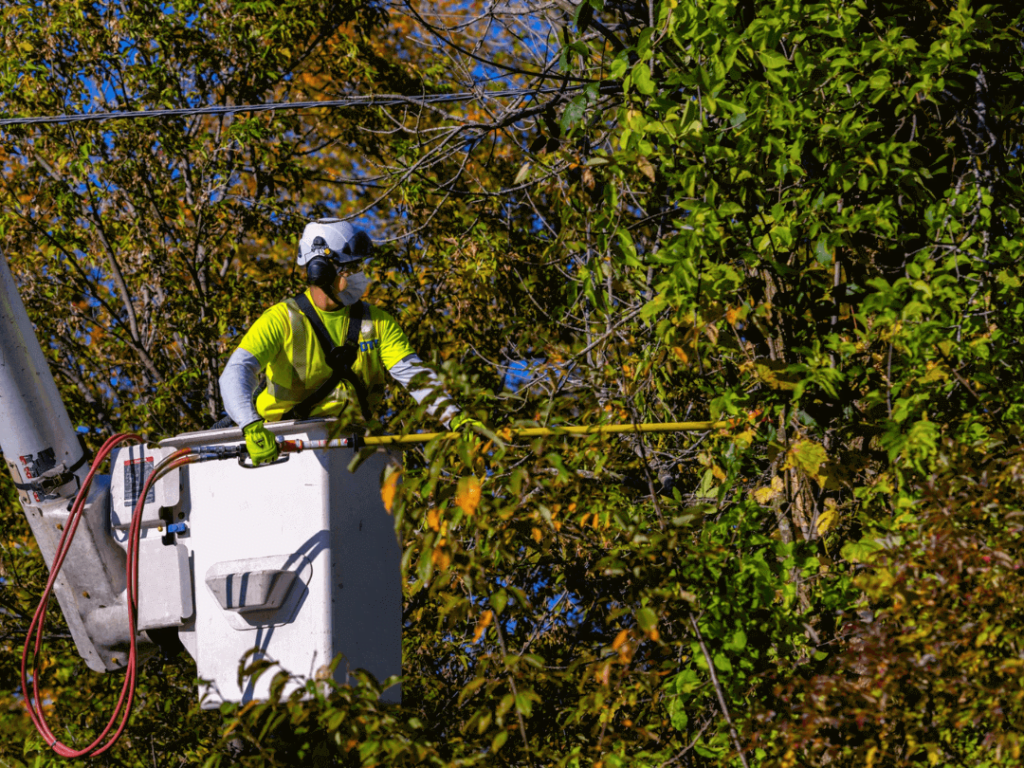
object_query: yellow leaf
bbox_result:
[920,360,949,384]
[431,546,451,570]
[755,363,797,390]
[712,465,726,482]
[531,527,543,543]
[672,346,688,363]
[473,610,493,643]
[816,500,839,536]
[753,475,784,504]
[427,508,441,531]
[617,637,636,662]
[380,468,402,514]
[735,429,756,448]
[456,476,482,515]
[637,155,656,181]
[612,629,630,651]
[725,307,739,325]
[787,439,828,484]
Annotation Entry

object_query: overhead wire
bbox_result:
[0,86,586,128]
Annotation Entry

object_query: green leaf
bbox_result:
[458,677,488,705]
[560,95,588,131]
[727,629,747,651]
[490,589,508,615]
[637,607,658,632]
[491,730,509,753]
[815,239,832,265]
[609,53,629,79]
[632,63,655,95]
[840,537,884,564]
[758,50,788,70]
[496,693,515,718]
[514,691,535,717]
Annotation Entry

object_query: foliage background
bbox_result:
[1,0,1023,766]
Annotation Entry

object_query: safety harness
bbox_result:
[283,294,372,422]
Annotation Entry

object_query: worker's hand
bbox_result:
[243,420,279,466]
[449,412,485,433]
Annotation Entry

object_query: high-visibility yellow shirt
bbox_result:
[238,290,416,422]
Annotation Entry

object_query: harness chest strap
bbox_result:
[283,295,371,421]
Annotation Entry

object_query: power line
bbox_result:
[0,86,583,128]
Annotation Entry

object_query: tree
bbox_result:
[763,438,1024,767]
[2,0,1024,765]
[538,0,1024,764]
[0,0,388,434]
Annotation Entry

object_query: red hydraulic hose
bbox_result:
[21,435,192,758]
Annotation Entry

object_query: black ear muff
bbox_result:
[305,236,336,287]
[306,255,336,288]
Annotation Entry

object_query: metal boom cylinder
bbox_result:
[0,253,85,482]
[0,250,145,672]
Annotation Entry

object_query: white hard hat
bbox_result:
[296,219,373,266]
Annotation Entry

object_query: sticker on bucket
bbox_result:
[124,457,156,508]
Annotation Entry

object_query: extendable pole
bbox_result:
[272,421,730,456]
[366,420,727,445]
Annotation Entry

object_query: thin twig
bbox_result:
[493,619,531,763]
[687,612,750,768]
[658,716,715,767]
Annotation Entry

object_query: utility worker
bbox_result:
[219,218,480,465]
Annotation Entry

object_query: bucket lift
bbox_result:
[0,251,401,718]
[153,424,401,706]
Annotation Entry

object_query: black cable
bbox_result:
[0,86,585,127]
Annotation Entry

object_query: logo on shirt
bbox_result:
[359,338,380,353]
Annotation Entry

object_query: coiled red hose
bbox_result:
[21,435,192,758]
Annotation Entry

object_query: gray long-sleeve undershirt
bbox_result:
[218,347,458,428]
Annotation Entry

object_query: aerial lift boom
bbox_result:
[0,250,403,733]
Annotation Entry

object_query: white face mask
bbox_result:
[334,271,370,306]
